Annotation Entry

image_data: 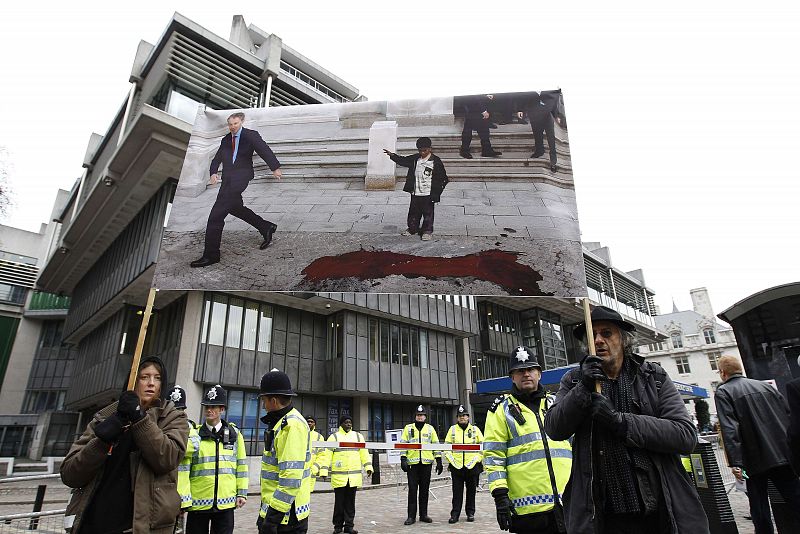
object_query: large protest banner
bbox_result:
[153,90,585,296]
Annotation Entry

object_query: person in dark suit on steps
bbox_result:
[191,112,282,268]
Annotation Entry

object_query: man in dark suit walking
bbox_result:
[191,112,282,268]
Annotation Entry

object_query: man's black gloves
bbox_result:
[492,488,516,531]
[117,391,145,423]
[400,456,410,473]
[94,414,126,443]
[580,355,605,390]
[590,393,628,439]
[435,457,443,475]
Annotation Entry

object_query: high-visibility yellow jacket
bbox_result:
[259,408,312,524]
[178,421,201,509]
[184,420,248,511]
[320,428,372,488]
[483,393,572,517]
[308,429,325,493]
[444,423,484,470]
[400,423,441,465]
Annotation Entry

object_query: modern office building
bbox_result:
[1,14,666,463]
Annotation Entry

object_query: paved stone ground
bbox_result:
[154,180,583,295]
[0,475,758,534]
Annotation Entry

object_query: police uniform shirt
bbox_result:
[414,156,434,196]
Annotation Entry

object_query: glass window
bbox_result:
[226,298,244,349]
[707,350,721,371]
[242,302,258,351]
[208,295,227,347]
[675,356,691,374]
[391,324,400,364]
[400,326,410,365]
[410,326,420,367]
[167,90,202,123]
[380,321,390,363]
[257,305,273,353]
[703,329,716,344]
[420,330,429,368]
[369,318,379,361]
[671,332,683,349]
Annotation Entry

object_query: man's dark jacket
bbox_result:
[786,377,800,472]
[209,127,280,185]
[544,354,709,534]
[388,153,449,202]
[715,373,793,475]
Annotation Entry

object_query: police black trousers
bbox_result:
[203,182,273,259]
[407,463,433,518]
[529,112,557,165]
[450,467,479,518]
[186,508,234,534]
[333,483,357,529]
[407,195,434,234]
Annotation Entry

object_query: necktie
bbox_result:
[231,134,236,162]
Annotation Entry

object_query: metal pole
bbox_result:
[371,450,381,484]
[581,298,601,393]
[29,485,45,530]
[127,288,158,390]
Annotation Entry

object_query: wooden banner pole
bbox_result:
[581,298,601,393]
[127,288,158,390]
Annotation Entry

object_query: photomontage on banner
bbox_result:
[153,90,587,296]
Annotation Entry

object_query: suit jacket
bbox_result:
[209,127,280,184]
[786,377,800,471]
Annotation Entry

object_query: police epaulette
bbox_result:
[489,395,505,413]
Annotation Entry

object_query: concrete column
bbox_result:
[174,292,205,422]
[364,121,397,190]
[456,337,474,415]
[353,396,369,435]
[0,318,42,413]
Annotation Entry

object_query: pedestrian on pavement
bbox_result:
[458,94,503,158]
[544,306,709,534]
[715,355,800,533]
[61,356,188,534]
[306,416,326,493]
[257,369,312,534]
[444,404,484,524]
[383,136,449,242]
[182,385,248,534]
[483,346,572,533]
[319,415,373,534]
[400,405,443,525]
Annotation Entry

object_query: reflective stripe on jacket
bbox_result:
[400,423,441,464]
[444,424,484,469]
[321,428,372,488]
[484,393,572,517]
[186,421,248,511]
[178,422,201,508]
[259,409,312,524]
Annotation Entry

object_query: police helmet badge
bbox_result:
[169,388,182,403]
[515,347,530,362]
[207,386,218,401]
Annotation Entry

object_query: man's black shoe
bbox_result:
[419,516,433,523]
[260,222,278,250]
[344,529,358,534]
[467,515,475,522]
[550,163,558,172]
[404,518,415,526]
[459,148,473,159]
[482,150,502,157]
[333,529,342,534]
[448,517,458,524]
[190,256,219,268]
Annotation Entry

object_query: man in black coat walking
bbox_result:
[191,112,282,268]
[458,94,502,159]
[715,355,800,533]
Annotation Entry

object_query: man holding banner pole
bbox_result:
[544,305,709,534]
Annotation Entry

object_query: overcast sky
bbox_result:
[1,1,798,316]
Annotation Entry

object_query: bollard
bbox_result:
[690,440,738,534]
[371,450,381,484]
[29,484,46,530]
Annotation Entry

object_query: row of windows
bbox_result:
[328,314,432,367]
[669,328,716,350]
[200,295,274,354]
[673,350,722,375]
[479,302,519,335]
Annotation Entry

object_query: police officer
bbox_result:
[306,416,325,493]
[320,415,373,534]
[258,369,311,534]
[171,385,201,514]
[400,405,443,525]
[444,405,484,524]
[484,346,572,533]
[184,384,248,534]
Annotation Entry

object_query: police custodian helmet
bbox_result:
[168,385,187,409]
[201,384,228,406]
[508,345,542,373]
[259,368,297,397]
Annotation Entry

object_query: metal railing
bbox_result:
[0,474,65,532]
